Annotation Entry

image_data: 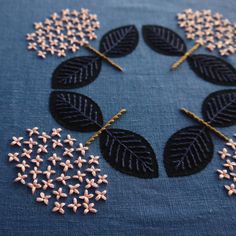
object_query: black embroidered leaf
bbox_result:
[164,126,213,177]
[202,90,236,127]
[142,25,187,56]
[188,54,236,85]
[49,91,103,132]
[99,25,139,58]
[100,129,158,178]
[51,56,102,89]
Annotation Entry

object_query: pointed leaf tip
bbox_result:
[188,54,236,85]
[100,128,158,178]
[49,91,103,132]
[164,126,213,177]
[99,25,139,58]
[52,56,102,89]
[142,25,187,56]
[202,89,236,127]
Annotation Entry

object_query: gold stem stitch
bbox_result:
[171,43,200,70]
[181,108,230,142]
[85,108,127,146]
[85,44,124,72]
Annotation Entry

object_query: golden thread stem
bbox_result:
[85,44,124,72]
[171,43,200,70]
[85,108,127,146]
[181,108,230,142]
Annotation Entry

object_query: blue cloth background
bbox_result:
[1,0,236,235]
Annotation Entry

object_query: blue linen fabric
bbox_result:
[1,0,236,235]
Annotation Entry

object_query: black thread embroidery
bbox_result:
[202,90,236,127]
[142,24,236,86]
[50,25,236,179]
[52,57,102,89]
[142,25,186,56]
[100,128,158,178]
[164,89,236,177]
[49,91,158,178]
[188,55,236,86]
[100,25,139,58]
[50,91,103,132]
[52,25,139,89]
[164,126,213,177]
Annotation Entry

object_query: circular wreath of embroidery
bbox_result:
[49,24,236,181]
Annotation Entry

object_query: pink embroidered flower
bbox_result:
[37,144,48,154]
[64,135,76,146]
[14,173,27,184]
[8,152,19,162]
[27,127,39,136]
[86,165,101,177]
[83,202,97,214]
[218,148,231,160]
[74,156,86,168]
[226,139,236,150]
[224,159,236,171]
[97,175,108,184]
[52,128,62,137]
[43,165,56,179]
[11,136,23,146]
[73,171,86,183]
[217,169,230,180]
[24,138,38,148]
[88,155,99,165]
[79,189,94,203]
[95,190,107,201]
[53,187,67,200]
[56,173,71,185]
[16,160,30,172]
[60,160,73,172]
[31,155,43,167]
[27,179,42,194]
[63,148,74,158]
[42,179,54,190]
[76,143,88,156]
[68,184,80,195]
[21,148,32,159]
[38,132,51,143]
[52,139,63,149]
[85,178,98,189]
[52,202,66,214]
[48,153,61,166]
[36,192,51,205]
[225,184,236,196]
[30,166,42,179]
[68,198,81,213]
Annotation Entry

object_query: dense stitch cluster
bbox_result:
[26,8,100,59]
[9,127,108,215]
[217,137,236,196]
[177,9,236,56]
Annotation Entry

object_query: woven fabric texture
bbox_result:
[0,0,236,235]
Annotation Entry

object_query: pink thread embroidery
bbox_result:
[26,9,100,59]
[9,127,108,215]
[177,9,236,56]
